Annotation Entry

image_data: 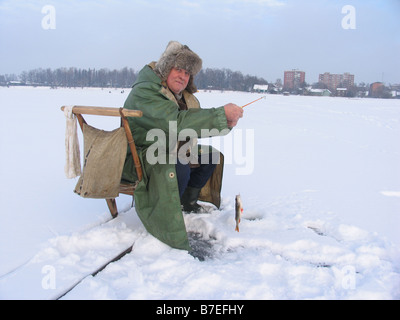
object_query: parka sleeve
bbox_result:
[124,81,230,139]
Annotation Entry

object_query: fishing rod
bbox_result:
[241,96,266,108]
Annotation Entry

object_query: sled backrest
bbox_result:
[61,105,143,218]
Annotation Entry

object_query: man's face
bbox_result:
[167,67,190,94]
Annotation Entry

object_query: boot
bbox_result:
[181,186,203,213]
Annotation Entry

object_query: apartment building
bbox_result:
[319,72,355,89]
[284,70,306,90]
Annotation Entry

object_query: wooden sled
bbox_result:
[61,106,143,218]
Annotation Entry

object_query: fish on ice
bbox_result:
[235,194,243,232]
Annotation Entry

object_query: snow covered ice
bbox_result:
[0,87,399,299]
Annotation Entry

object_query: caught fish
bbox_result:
[235,194,243,232]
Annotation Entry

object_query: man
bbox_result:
[122,41,243,251]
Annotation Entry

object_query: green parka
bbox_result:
[122,63,230,251]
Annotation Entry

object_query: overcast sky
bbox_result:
[0,0,399,84]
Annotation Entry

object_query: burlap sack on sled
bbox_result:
[74,124,127,199]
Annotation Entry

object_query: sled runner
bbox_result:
[61,106,143,218]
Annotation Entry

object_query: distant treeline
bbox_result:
[1,67,137,88]
[0,67,268,91]
[196,68,268,91]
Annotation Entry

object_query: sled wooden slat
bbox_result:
[62,105,143,218]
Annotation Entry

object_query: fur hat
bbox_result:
[155,41,202,92]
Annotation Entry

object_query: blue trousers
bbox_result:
[175,152,217,198]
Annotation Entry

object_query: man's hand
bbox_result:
[224,103,244,128]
